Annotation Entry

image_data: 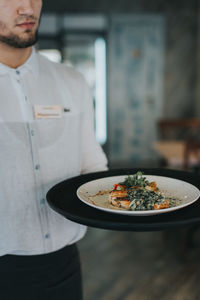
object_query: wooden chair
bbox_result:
[156,119,200,256]
[156,118,200,170]
[158,118,200,139]
[183,140,200,171]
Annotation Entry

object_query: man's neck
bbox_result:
[0,43,32,69]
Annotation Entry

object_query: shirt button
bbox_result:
[45,234,50,239]
[40,198,45,205]
[16,70,20,75]
[31,130,34,136]
[25,96,28,101]
[35,164,40,170]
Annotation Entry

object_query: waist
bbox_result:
[0,244,78,270]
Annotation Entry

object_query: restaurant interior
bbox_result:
[40,0,200,299]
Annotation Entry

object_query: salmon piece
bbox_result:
[145,181,158,192]
[130,185,141,190]
[109,190,127,202]
[153,199,169,210]
[109,190,130,209]
[117,200,130,209]
[110,199,130,209]
[110,198,121,208]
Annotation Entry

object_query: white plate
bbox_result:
[76,175,200,216]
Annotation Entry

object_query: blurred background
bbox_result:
[39,1,200,299]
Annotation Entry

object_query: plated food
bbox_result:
[76,173,200,216]
[108,172,179,211]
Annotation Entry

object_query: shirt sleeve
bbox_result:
[80,77,108,174]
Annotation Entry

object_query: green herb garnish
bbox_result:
[120,171,147,188]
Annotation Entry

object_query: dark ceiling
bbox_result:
[42,0,198,14]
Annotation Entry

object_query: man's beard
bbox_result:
[0,29,38,48]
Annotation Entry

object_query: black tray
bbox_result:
[46,168,200,231]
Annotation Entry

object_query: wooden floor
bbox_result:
[78,226,200,300]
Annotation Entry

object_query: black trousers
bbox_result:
[0,244,82,300]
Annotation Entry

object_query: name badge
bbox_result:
[34,105,62,119]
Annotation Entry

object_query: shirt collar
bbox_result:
[0,47,39,76]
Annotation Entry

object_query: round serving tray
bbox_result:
[46,168,200,231]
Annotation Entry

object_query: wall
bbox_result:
[164,11,198,118]
[108,15,165,166]
[42,0,200,119]
[39,1,200,166]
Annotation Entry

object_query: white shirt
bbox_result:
[0,48,107,256]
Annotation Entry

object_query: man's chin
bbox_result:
[0,32,38,48]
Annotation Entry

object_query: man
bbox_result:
[0,0,107,299]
